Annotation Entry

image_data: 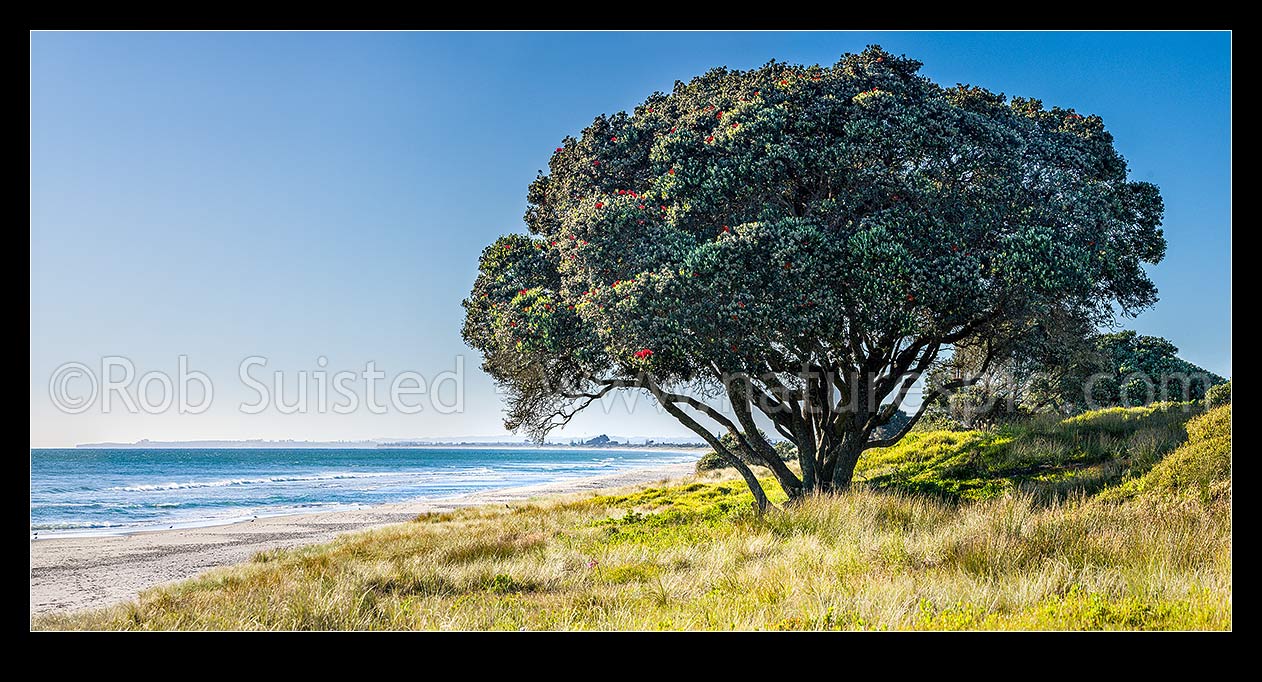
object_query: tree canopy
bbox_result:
[1071,331,1225,409]
[926,329,1225,426]
[462,45,1166,509]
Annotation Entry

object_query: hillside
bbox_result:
[36,404,1231,631]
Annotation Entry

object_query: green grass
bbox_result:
[857,402,1200,502]
[1097,406,1231,504]
[34,404,1230,631]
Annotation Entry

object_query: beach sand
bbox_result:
[30,461,697,616]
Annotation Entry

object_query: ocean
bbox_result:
[30,447,698,537]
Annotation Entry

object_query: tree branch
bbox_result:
[865,340,996,448]
[643,377,771,513]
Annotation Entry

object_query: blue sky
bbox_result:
[29,31,1231,447]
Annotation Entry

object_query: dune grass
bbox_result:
[857,401,1201,502]
[35,405,1231,631]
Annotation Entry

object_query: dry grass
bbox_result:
[35,407,1231,631]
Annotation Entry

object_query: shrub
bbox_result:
[695,451,728,473]
[1205,381,1231,409]
[695,433,796,474]
[911,408,968,433]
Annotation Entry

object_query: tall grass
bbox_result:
[35,405,1230,631]
[857,402,1203,502]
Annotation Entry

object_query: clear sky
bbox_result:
[29,31,1232,447]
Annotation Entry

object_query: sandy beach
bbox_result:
[30,461,697,616]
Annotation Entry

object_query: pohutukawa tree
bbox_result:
[462,46,1166,511]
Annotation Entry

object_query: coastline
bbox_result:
[30,460,698,616]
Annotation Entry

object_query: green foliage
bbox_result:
[694,450,728,473]
[484,574,538,594]
[927,328,1223,430]
[1205,380,1231,409]
[773,440,797,461]
[910,408,967,433]
[460,45,1168,497]
[694,431,793,474]
[1078,332,1226,408]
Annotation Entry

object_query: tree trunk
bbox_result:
[828,438,866,491]
[731,459,767,515]
[723,453,770,513]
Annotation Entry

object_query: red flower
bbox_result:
[754,90,760,96]
[611,136,618,142]
[738,301,745,308]
[670,127,677,133]
[780,79,788,85]
[906,294,916,302]
[784,262,792,269]
[617,189,625,195]
[519,288,527,295]
[660,205,667,211]
[876,57,884,62]
[731,123,740,129]
[630,191,637,198]
[646,107,654,113]
[706,105,714,111]
[555,147,563,152]
[668,168,675,175]
[592,160,600,165]
[595,202,603,209]
[639,204,646,209]
[716,111,723,119]
[722,225,730,233]
[706,136,714,143]
[638,219,645,224]
[633,348,654,359]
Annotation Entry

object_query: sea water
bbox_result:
[30,447,697,537]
